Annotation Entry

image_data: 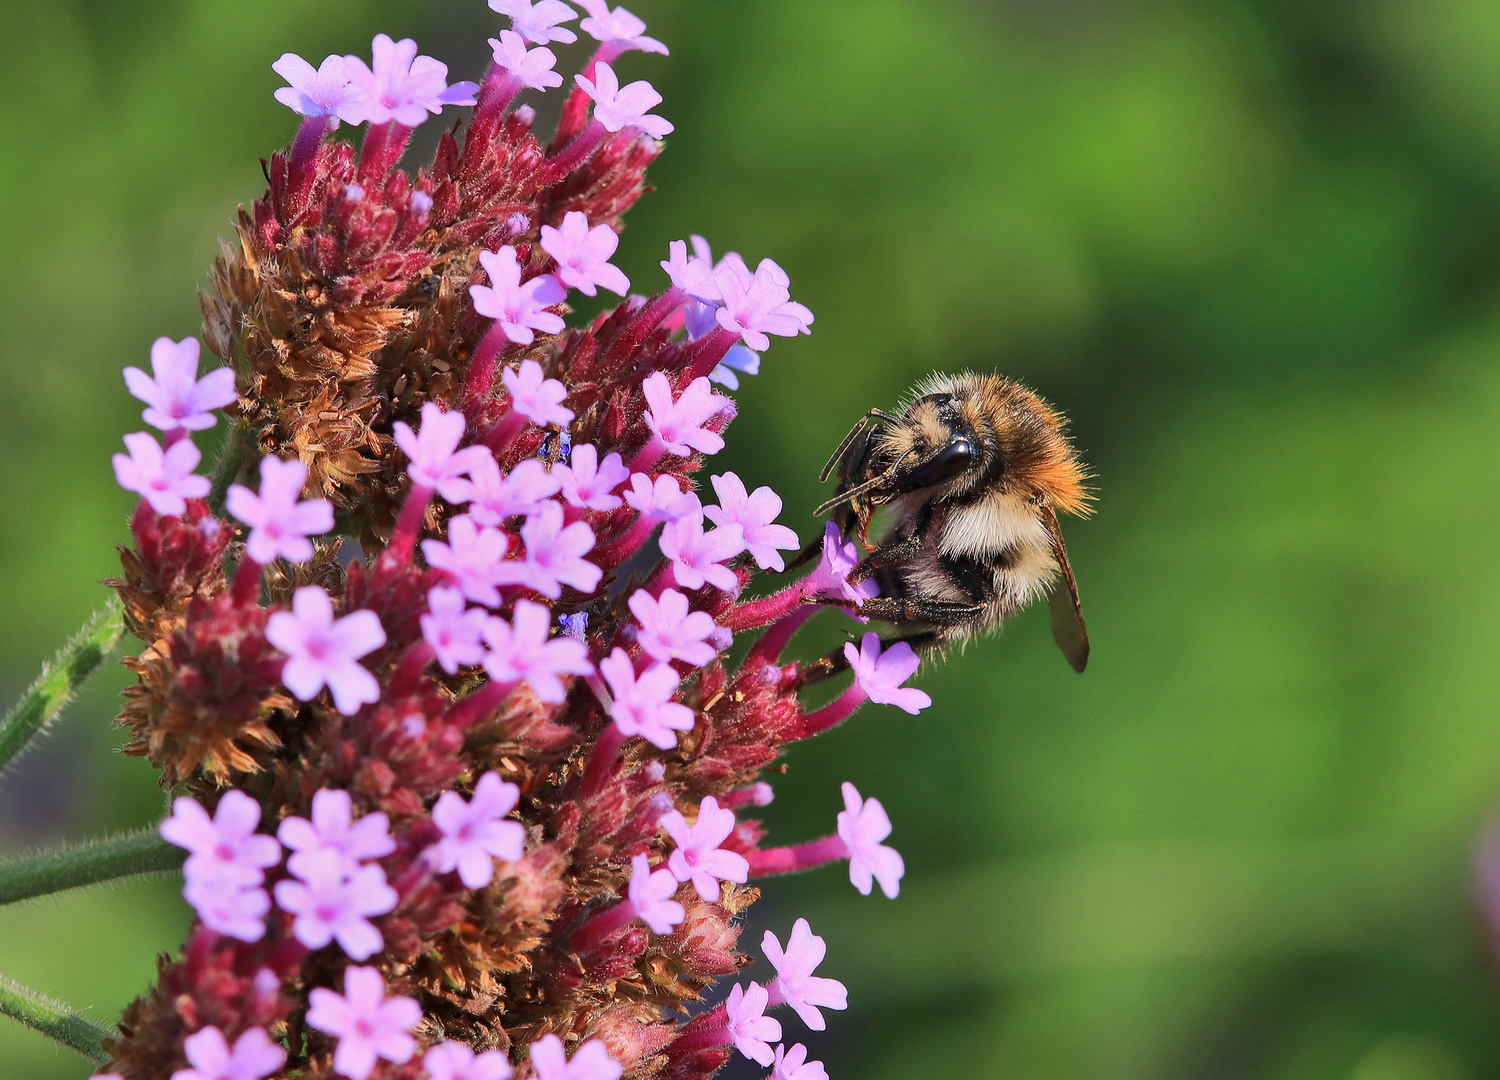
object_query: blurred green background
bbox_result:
[6,0,1500,1077]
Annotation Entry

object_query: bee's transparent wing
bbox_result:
[1040,505,1089,673]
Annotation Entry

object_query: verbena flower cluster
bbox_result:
[98,5,927,1078]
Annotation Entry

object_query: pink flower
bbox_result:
[577,0,668,55]
[704,473,798,571]
[641,373,731,457]
[272,53,367,125]
[225,455,335,565]
[800,522,878,608]
[169,1025,286,1080]
[529,1035,622,1080]
[713,258,814,352]
[181,875,272,943]
[501,359,574,427]
[762,919,848,1031]
[393,402,490,501]
[540,211,630,297]
[503,501,602,598]
[844,632,930,715]
[123,337,236,433]
[836,782,904,898]
[470,247,568,346]
[160,790,281,887]
[557,444,629,511]
[600,648,694,750]
[273,850,397,960]
[276,788,396,878]
[489,0,579,45]
[424,1041,515,1080]
[770,1043,828,1080]
[660,238,719,302]
[113,433,210,516]
[662,796,749,902]
[481,599,594,703]
[343,34,478,127]
[628,588,719,667]
[622,473,699,521]
[658,512,743,593]
[266,586,387,715]
[575,62,673,138]
[306,966,422,1080]
[421,585,490,674]
[627,853,685,934]
[724,982,781,1067]
[488,30,562,91]
[427,772,526,888]
[460,457,562,526]
[422,515,512,607]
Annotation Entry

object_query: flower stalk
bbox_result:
[0,976,112,1065]
[0,827,184,905]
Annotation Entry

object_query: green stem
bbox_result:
[0,601,125,775]
[0,974,112,1065]
[207,419,255,513]
[0,827,183,906]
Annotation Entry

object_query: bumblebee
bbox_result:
[813,372,1092,671]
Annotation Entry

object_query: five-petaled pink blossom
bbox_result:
[578,0,668,54]
[623,472,699,521]
[800,521,878,608]
[422,515,512,608]
[629,588,719,667]
[272,53,368,125]
[481,599,594,703]
[470,247,568,346]
[844,632,930,715]
[627,853,685,934]
[501,359,574,427]
[488,30,562,91]
[705,472,799,571]
[762,919,848,1031]
[459,456,562,525]
[113,433,210,516]
[421,585,490,674]
[723,982,781,1067]
[770,1043,829,1080]
[540,211,630,297]
[713,258,814,353]
[529,1034,623,1080]
[123,337,237,434]
[170,1025,286,1080]
[837,781,905,898]
[343,34,478,127]
[490,0,579,45]
[181,875,272,943]
[427,772,526,889]
[659,512,743,593]
[600,648,694,750]
[575,62,673,138]
[660,238,719,302]
[266,586,387,715]
[641,373,731,457]
[276,787,395,879]
[662,795,750,902]
[503,501,602,598]
[307,966,422,1080]
[393,402,491,501]
[225,455,335,565]
[161,790,280,887]
[557,444,629,511]
[273,849,398,960]
[424,1041,515,1080]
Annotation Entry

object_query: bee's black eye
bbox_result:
[904,438,977,490]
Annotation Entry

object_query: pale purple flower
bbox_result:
[529,1035,622,1080]
[276,788,396,878]
[837,782,904,898]
[501,359,574,427]
[420,585,490,674]
[622,472,699,521]
[641,373,731,457]
[770,1043,828,1080]
[424,1041,515,1080]
[503,501,602,598]
[575,62,673,138]
[800,522,878,608]
[307,966,422,1080]
[427,772,526,889]
[723,982,781,1067]
[844,632,930,715]
[113,433,210,516]
[422,515,512,608]
[577,0,668,54]
[713,258,814,352]
[660,239,718,302]
[170,1025,286,1080]
[273,851,397,960]
[557,444,629,511]
[488,30,562,91]
[470,246,568,346]
[160,790,281,887]
[705,473,799,571]
[272,53,367,125]
[393,402,490,502]
[763,919,848,1031]
[225,455,335,565]
[662,795,749,902]
[709,345,760,391]
[343,34,478,127]
[459,456,562,526]
[540,211,630,297]
[181,876,271,944]
[490,0,579,45]
[265,586,387,715]
[628,588,719,667]
[600,648,694,750]
[627,853,685,934]
[123,337,237,433]
[481,599,594,703]
[658,512,743,593]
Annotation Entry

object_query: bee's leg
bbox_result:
[849,503,934,585]
[844,596,986,626]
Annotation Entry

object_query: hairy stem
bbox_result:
[0,975,112,1064]
[207,420,256,514]
[0,827,183,906]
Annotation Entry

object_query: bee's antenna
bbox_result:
[818,408,901,483]
[813,450,911,516]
